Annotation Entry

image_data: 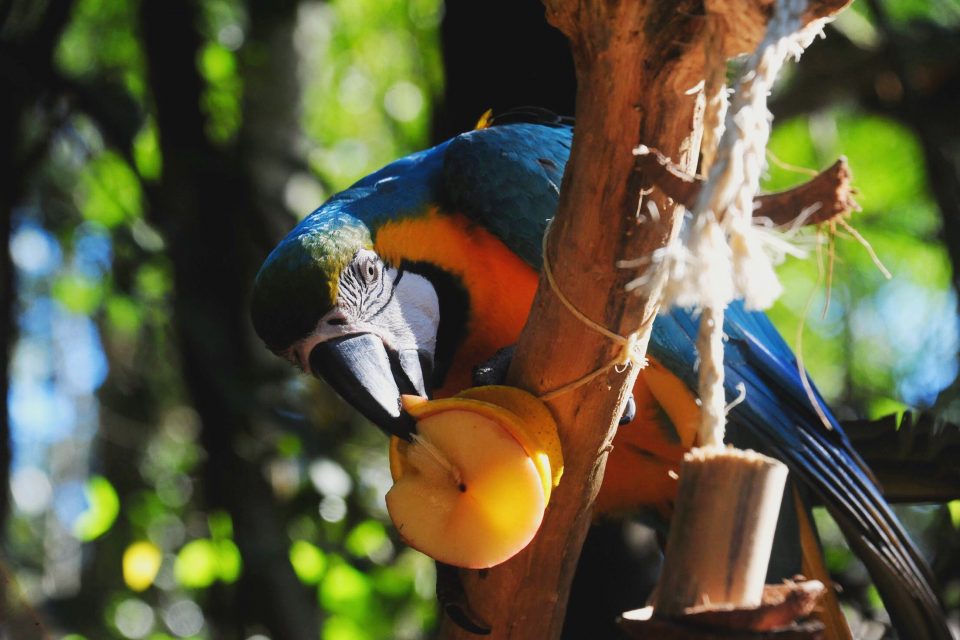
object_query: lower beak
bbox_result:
[309,334,428,438]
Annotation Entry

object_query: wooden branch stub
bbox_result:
[704,0,852,60]
[651,447,789,617]
[619,579,827,639]
[634,148,858,227]
[755,158,859,226]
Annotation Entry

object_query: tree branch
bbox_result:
[634,146,859,227]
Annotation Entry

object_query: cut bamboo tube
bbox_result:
[651,446,789,617]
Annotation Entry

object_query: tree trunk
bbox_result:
[139,1,318,638]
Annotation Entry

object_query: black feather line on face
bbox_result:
[398,260,469,389]
[368,269,403,322]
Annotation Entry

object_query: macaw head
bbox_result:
[251,208,441,438]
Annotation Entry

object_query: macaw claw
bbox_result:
[619,394,636,425]
[436,562,491,635]
[472,345,516,387]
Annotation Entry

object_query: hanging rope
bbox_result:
[626,0,832,447]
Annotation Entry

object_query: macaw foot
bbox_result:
[436,562,491,635]
[473,346,636,425]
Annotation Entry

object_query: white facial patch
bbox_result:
[290,254,440,373]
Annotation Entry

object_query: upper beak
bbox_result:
[309,333,431,438]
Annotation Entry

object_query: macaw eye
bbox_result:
[362,260,379,283]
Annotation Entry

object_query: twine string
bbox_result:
[538,221,652,402]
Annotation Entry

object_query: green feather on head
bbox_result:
[251,210,372,353]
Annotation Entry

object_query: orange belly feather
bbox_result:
[374,211,698,516]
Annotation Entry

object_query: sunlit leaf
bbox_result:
[949,500,960,529]
[77,151,143,228]
[198,42,242,142]
[174,539,219,589]
[53,273,104,315]
[133,121,163,180]
[123,541,163,592]
[323,615,371,640]
[345,520,388,559]
[73,475,120,541]
[320,561,372,614]
[216,539,242,583]
[290,540,327,584]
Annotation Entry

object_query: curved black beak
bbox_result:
[309,333,430,439]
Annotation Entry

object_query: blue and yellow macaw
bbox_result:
[251,118,950,638]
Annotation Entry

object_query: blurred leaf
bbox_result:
[290,540,327,585]
[345,520,388,559]
[73,475,120,541]
[174,539,219,589]
[320,561,372,614]
[371,565,413,599]
[199,43,236,82]
[198,42,242,142]
[208,511,234,539]
[323,615,371,640]
[123,541,163,592]
[77,151,143,228]
[53,273,103,314]
[56,0,147,99]
[277,434,302,458]
[174,537,242,589]
[949,500,960,529]
[106,294,143,335]
[133,121,163,180]
[216,539,243,583]
[136,263,171,300]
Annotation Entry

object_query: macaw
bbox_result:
[251,117,950,638]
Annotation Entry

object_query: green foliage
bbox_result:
[133,121,163,180]
[300,0,443,191]
[56,0,147,98]
[766,109,953,414]
[290,540,328,584]
[173,538,242,588]
[198,42,243,142]
[77,151,143,228]
[53,273,104,315]
[74,476,121,541]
